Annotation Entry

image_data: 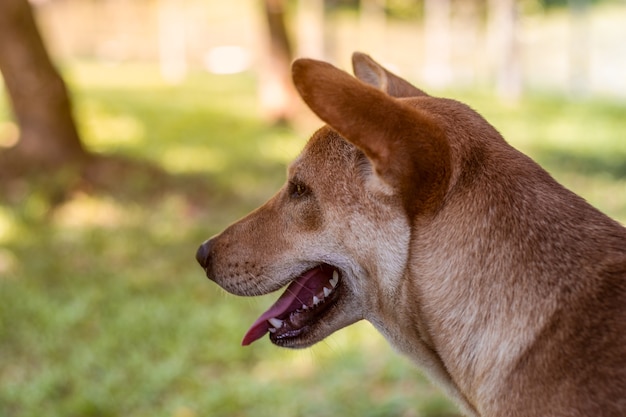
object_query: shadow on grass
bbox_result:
[0,153,232,224]
[0,123,291,224]
[84,153,240,207]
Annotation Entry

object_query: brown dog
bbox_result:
[196,53,626,417]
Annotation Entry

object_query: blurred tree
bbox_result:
[259,0,298,124]
[296,0,325,59]
[423,0,451,87]
[0,0,88,175]
[158,0,187,83]
[488,0,522,99]
[568,0,589,96]
[359,0,386,59]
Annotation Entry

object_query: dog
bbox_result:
[196,53,626,417]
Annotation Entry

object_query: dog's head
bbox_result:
[196,53,492,348]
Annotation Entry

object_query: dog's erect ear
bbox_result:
[352,52,428,98]
[292,57,450,215]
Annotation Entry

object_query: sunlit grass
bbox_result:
[80,100,146,152]
[0,60,625,417]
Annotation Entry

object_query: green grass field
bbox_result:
[0,62,624,417]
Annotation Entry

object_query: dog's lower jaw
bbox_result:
[270,286,363,349]
[269,285,341,348]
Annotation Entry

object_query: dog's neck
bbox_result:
[368,164,626,417]
[368,292,482,417]
[365,181,566,415]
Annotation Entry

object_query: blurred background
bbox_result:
[0,0,625,416]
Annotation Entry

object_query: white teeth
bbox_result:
[268,327,276,333]
[329,270,339,288]
[268,318,284,329]
[290,270,341,313]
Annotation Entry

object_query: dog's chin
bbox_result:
[268,282,361,349]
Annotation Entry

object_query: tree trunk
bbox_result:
[296,0,325,59]
[423,0,452,88]
[0,0,87,172]
[568,0,589,97]
[487,0,522,100]
[158,0,187,84]
[359,0,386,59]
[259,0,297,124]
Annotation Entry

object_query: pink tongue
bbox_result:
[241,266,329,346]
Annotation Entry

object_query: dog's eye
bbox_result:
[288,181,309,199]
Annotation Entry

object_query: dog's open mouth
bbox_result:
[241,264,341,346]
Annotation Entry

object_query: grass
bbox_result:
[0,61,625,417]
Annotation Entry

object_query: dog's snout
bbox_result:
[195,239,213,269]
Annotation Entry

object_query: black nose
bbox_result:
[196,239,212,268]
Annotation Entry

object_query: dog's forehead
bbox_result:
[288,126,356,177]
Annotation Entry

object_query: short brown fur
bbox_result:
[197,53,626,417]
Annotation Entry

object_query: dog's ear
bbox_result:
[292,57,450,215]
[352,52,428,98]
